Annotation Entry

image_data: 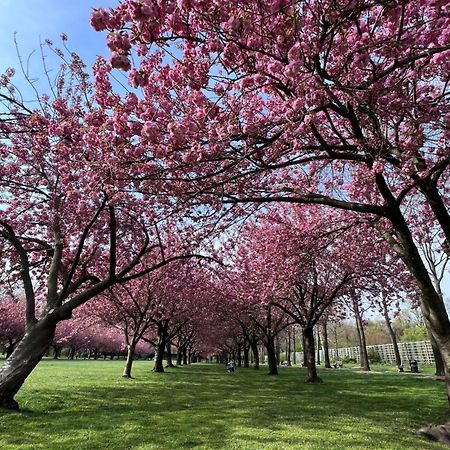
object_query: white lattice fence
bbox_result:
[293,340,434,365]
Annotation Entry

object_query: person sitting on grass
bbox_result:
[226,361,236,373]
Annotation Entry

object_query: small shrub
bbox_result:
[367,348,382,364]
[342,356,357,364]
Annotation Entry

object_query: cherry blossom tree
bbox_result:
[0,52,206,410]
[0,296,25,358]
[95,0,450,401]
[233,205,390,382]
[91,274,162,378]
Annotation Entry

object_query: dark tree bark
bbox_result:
[353,299,370,371]
[52,345,60,360]
[275,338,281,366]
[176,347,183,365]
[243,345,250,368]
[0,320,56,410]
[426,322,446,377]
[166,339,175,368]
[303,327,322,383]
[153,321,168,373]
[182,347,188,365]
[123,342,136,378]
[321,321,332,369]
[237,343,242,367]
[5,338,17,359]
[266,336,278,375]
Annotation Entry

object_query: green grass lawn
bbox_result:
[0,359,448,449]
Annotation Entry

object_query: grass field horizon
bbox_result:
[0,359,448,449]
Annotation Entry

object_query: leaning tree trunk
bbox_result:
[153,322,168,373]
[425,321,446,377]
[419,312,446,377]
[321,321,332,369]
[0,320,56,410]
[353,300,370,371]
[250,341,259,369]
[266,336,278,375]
[385,206,450,403]
[123,341,137,378]
[303,327,322,383]
[382,300,402,368]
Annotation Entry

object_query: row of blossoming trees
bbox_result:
[0,0,449,415]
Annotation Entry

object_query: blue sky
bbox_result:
[0,0,114,79]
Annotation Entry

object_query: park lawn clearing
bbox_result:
[0,360,448,449]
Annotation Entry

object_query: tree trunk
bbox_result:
[243,345,249,368]
[286,332,292,366]
[53,345,60,360]
[123,342,136,378]
[266,336,278,375]
[386,209,450,403]
[382,300,402,368]
[68,347,76,360]
[5,338,16,359]
[302,333,307,367]
[353,299,370,371]
[237,344,242,367]
[293,327,297,365]
[166,339,174,368]
[321,321,332,369]
[176,347,183,365]
[0,321,56,410]
[259,345,265,365]
[182,347,188,365]
[275,338,281,366]
[425,322,446,377]
[316,328,321,366]
[153,322,168,373]
[303,327,322,383]
[251,341,259,369]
